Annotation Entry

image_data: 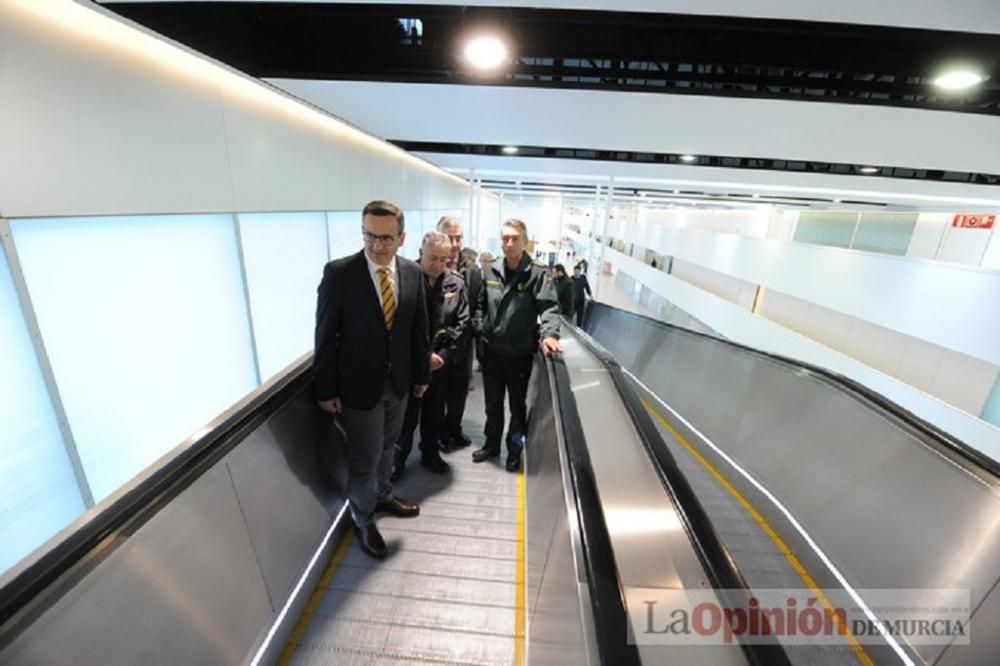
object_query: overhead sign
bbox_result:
[952,214,996,229]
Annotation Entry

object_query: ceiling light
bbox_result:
[932,70,986,90]
[834,198,843,203]
[752,193,760,199]
[860,166,879,174]
[464,35,507,70]
[501,146,518,154]
[680,154,697,163]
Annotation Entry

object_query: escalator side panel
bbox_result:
[525,356,595,666]
[587,304,1000,665]
[0,389,345,665]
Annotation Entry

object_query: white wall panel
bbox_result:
[0,2,468,219]
[982,228,1000,270]
[0,5,233,217]
[581,238,1000,460]
[938,226,993,265]
[624,225,1000,366]
[906,214,949,259]
[221,97,327,212]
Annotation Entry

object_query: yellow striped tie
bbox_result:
[378,267,396,330]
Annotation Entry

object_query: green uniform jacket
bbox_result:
[474,252,561,356]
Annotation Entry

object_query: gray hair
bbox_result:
[422,230,451,249]
[437,215,461,232]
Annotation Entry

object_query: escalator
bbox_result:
[1,302,997,665]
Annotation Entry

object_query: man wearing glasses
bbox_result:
[314,200,431,559]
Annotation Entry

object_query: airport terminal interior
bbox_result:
[2,1,1000,665]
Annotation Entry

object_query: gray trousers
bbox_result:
[340,381,407,527]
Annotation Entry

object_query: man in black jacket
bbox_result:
[473,219,562,472]
[393,231,470,479]
[314,200,430,559]
[551,264,575,317]
[435,217,477,450]
[571,264,592,326]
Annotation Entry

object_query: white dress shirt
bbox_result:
[364,251,399,309]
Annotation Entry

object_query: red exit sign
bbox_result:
[952,214,996,229]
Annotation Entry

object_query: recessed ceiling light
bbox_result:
[933,70,986,90]
[680,154,697,163]
[464,35,508,70]
[752,193,760,199]
[860,166,879,174]
[834,198,843,203]
[501,146,518,154]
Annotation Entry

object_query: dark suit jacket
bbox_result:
[314,251,431,409]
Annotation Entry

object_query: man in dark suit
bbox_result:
[551,263,575,317]
[315,200,431,559]
[572,264,592,326]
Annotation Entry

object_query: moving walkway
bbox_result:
[1,303,996,665]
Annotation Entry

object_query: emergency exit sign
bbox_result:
[952,214,996,229]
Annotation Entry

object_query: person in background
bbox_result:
[475,251,495,372]
[314,200,429,560]
[572,264,592,326]
[392,231,469,480]
[434,216,475,450]
[459,247,483,391]
[551,264,575,317]
[473,219,562,472]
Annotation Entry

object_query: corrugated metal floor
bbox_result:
[287,377,522,665]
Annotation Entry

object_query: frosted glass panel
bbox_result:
[399,209,426,262]
[0,247,85,574]
[853,213,917,255]
[239,212,328,381]
[327,211,361,260]
[794,212,857,249]
[11,215,258,501]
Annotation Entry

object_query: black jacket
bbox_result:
[426,269,470,363]
[553,276,575,317]
[474,252,561,356]
[314,251,431,409]
[462,262,483,322]
[572,274,592,305]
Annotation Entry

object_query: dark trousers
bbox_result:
[575,302,586,327]
[443,350,472,440]
[482,347,534,454]
[395,369,447,463]
[340,381,406,526]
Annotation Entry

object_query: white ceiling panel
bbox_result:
[270,79,1000,177]
[100,0,1000,36]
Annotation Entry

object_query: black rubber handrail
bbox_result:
[566,322,791,666]
[0,357,315,631]
[543,354,642,666]
[587,300,1000,482]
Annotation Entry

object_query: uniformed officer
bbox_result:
[392,231,470,479]
[473,219,562,472]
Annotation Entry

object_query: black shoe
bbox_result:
[506,449,522,473]
[447,433,472,450]
[354,523,387,559]
[472,445,501,463]
[420,453,451,474]
[374,497,420,517]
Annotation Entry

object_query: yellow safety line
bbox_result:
[278,531,353,666]
[641,398,873,666]
[513,470,527,665]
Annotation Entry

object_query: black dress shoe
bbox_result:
[448,433,472,450]
[506,450,522,473]
[472,445,501,463]
[420,454,451,474]
[375,496,420,517]
[354,523,387,559]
